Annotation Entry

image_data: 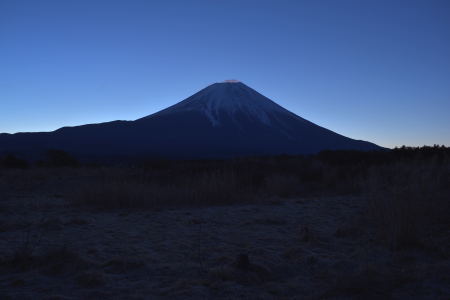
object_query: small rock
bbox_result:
[234,254,250,270]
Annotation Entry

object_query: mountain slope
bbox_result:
[0,81,382,160]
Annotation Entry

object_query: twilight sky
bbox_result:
[1,0,449,148]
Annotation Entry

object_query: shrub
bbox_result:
[0,154,29,169]
[41,149,79,167]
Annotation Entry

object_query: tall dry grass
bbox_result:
[70,169,255,210]
[365,159,450,250]
[3,148,449,244]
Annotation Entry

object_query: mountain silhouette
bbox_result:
[0,81,382,160]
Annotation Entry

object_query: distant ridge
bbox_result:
[0,81,383,160]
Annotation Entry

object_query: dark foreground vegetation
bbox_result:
[0,146,449,298]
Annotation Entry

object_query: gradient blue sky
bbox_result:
[1,0,449,147]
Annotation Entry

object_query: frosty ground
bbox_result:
[1,183,449,299]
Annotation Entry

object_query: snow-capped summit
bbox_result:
[0,82,382,160]
[146,81,293,127]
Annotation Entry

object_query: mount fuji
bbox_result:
[0,81,382,160]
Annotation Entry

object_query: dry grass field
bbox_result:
[0,147,449,299]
